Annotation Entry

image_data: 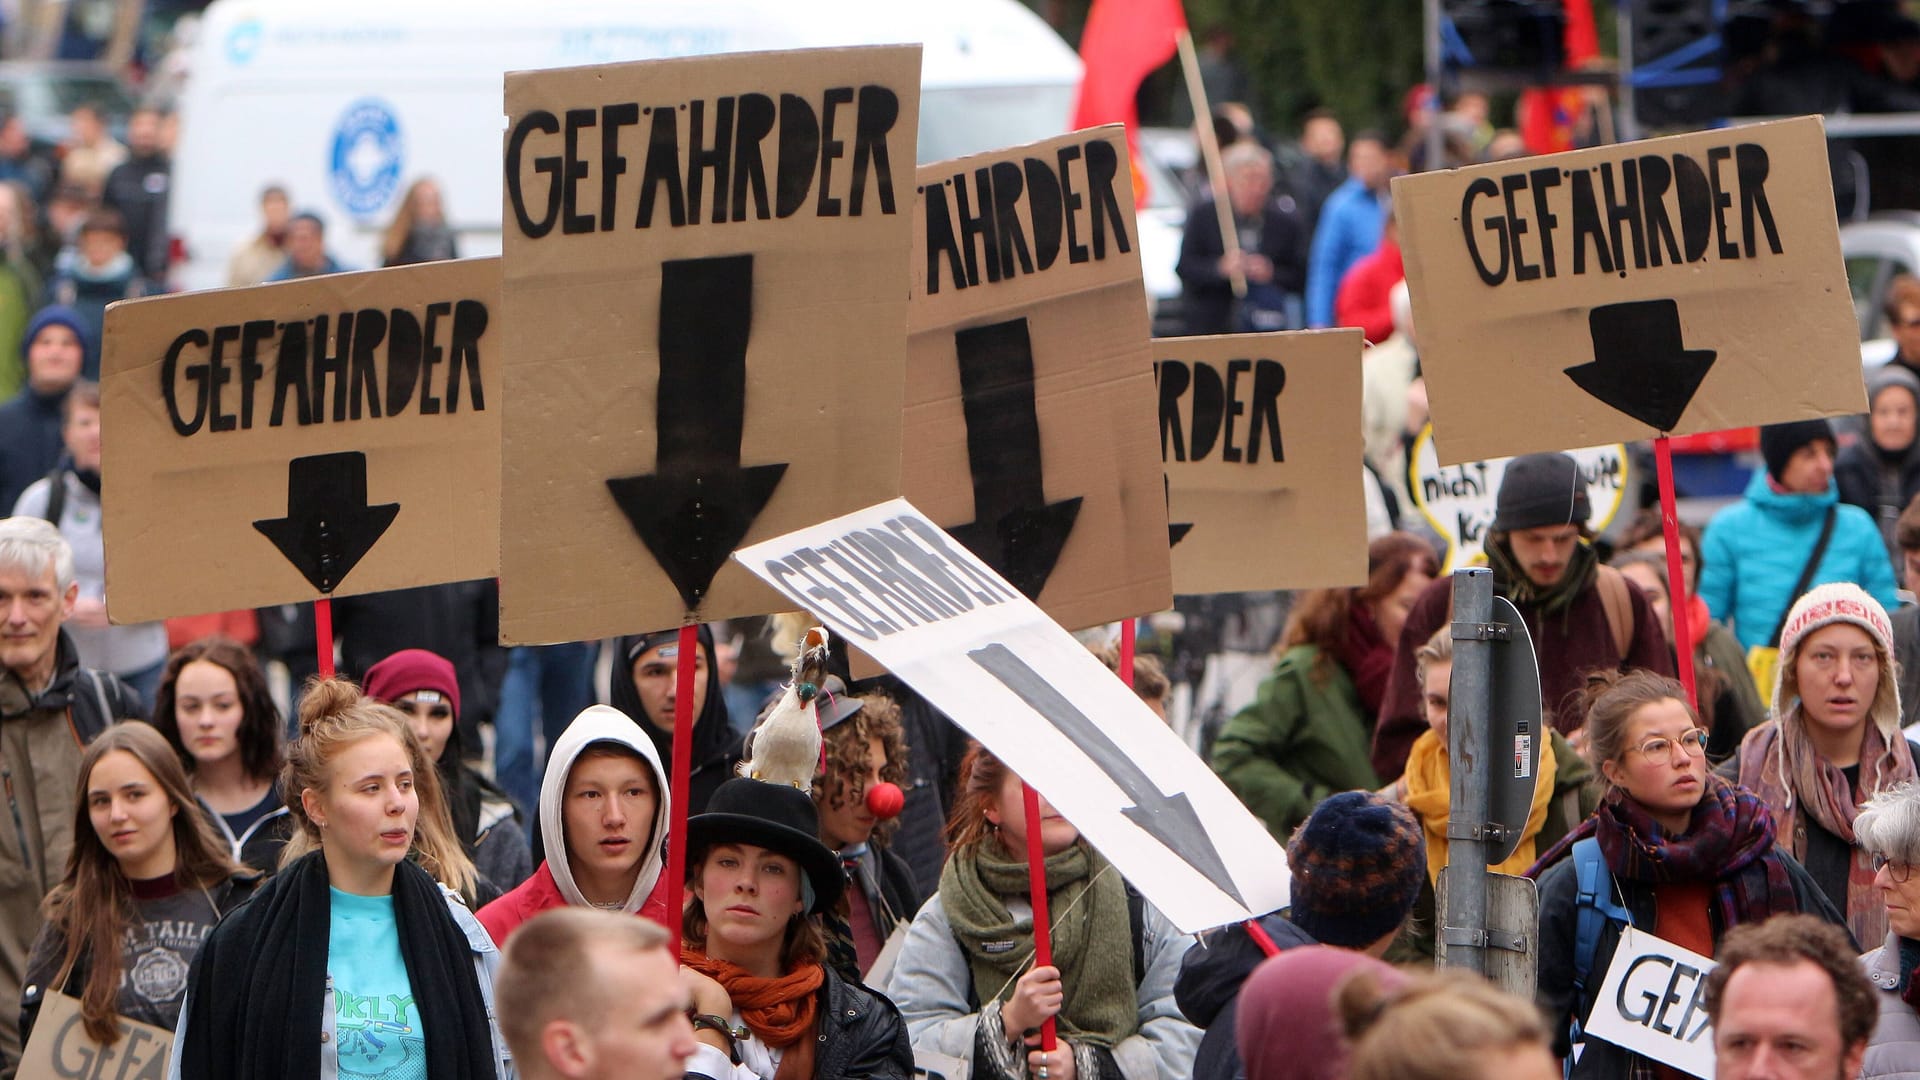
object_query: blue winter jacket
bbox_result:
[1304,178,1385,327]
[1700,471,1900,650]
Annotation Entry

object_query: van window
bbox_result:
[919,85,1076,164]
[1850,254,1886,339]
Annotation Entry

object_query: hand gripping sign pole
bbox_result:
[1022,783,1058,1073]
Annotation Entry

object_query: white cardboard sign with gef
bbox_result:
[1584,926,1716,1079]
[736,499,1287,932]
[1407,424,1630,574]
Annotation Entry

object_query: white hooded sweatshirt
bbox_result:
[541,704,673,912]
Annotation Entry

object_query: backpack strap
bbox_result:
[1594,564,1633,662]
[1570,837,1633,1015]
[1126,881,1147,988]
[38,466,66,526]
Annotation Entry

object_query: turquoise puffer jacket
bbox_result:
[1700,472,1900,651]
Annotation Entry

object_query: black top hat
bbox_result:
[686,778,844,914]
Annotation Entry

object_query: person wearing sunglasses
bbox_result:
[1852,783,1920,1078]
[366,648,530,902]
[1727,583,1919,947]
[1530,670,1843,1078]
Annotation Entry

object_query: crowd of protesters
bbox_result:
[7,15,1920,1080]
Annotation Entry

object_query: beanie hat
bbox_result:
[1772,582,1899,728]
[1759,418,1835,484]
[1236,947,1406,1080]
[1285,792,1425,949]
[1869,363,1920,410]
[363,648,461,718]
[1491,452,1589,533]
[21,304,87,361]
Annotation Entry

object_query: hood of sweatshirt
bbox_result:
[539,704,672,914]
[1742,469,1838,526]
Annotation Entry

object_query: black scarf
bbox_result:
[176,851,495,1080]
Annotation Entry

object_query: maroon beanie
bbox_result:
[363,648,460,718]
[1236,946,1405,1080]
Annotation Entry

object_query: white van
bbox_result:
[168,0,1086,292]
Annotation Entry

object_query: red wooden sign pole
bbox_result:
[1654,436,1697,703]
[666,623,698,956]
[1022,781,1058,1063]
[1118,618,1137,688]
[314,597,335,680]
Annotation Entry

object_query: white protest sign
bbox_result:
[735,499,1289,932]
[1584,926,1716,1079]
[1407,424,1630,573]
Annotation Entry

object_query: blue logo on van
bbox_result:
[225,19,262,65]
[328,99,404,220]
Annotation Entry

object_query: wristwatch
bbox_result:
[689,1013,747,1065]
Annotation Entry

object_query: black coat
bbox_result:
[1834,439,1920,559]
[1175,197,1307,337]
[101,153,170,280]
[0,384,66,514]
[685,964,913,1080]
[1535,843,1847,1078]
[1173,912,1315,1080]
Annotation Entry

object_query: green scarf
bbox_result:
[1484,535,1598,616]
[937,839,1138,1047]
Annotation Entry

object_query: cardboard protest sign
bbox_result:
[902,125,1170,632]
[737,499,1289,932]
[1584,927,1715,1079]
[101,258,501,622]
[19,992,173,1079]
[1393,116,1864,466]
[499,46,920,643]
[1407,425,1630,573]
[1157,330,1367,594]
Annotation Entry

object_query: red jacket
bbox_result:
[1334,239,1404,344]
[476,861,673,946]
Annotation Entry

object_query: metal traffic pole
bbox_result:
[1442,567,1496,975]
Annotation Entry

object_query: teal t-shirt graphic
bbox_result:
[328,887,427,1080]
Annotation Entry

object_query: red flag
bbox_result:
[1519,0,1600,154]
[1072,0,1186,204]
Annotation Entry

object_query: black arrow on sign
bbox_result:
[606,254,788,612]
[949,318,1081,601]
[1562,299,1717,432]
[252,451,400,594]
[969,642,1248,907]
[1164,475,1193,547]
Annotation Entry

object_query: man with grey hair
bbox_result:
[1175,138,1307,336]
[0,515,140,1072]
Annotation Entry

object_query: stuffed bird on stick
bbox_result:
[739,626,831,789]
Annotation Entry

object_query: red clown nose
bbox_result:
[865,781,905,820]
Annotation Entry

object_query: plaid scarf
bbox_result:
[1735,714,1915,945]
[1528,776,1800,930]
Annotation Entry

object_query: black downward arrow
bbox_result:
[969,642,1248,907]
[252,451,400,594]
[1164,475,1193,547]
[949,318,1081,601]
[606,254,788,612]
[1562,299,1717,432]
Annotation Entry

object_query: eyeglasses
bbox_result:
[1629,729,1709,763]
[1874,853,1915,884]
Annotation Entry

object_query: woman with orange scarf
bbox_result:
[681,776,913,1080]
